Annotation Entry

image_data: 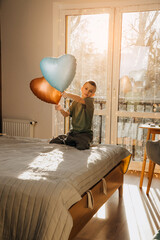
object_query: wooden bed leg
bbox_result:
[119,185,123,197]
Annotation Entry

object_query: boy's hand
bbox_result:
[62,91,68,99]
[55,104,62,111]
[62,91,85,104]
[55,103,70,117]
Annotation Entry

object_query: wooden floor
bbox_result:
[73,171,160,240]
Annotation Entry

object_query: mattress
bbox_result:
[0,136,131,240]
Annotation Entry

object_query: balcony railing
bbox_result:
[64,97,160,161]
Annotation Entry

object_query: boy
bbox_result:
[50,80,96,150]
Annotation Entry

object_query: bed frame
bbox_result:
[69,162,123,239]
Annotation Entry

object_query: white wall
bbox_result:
[1,0,53,138]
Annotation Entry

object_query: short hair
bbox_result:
[84,80,97,90]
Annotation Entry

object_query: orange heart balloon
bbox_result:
[30,77,62,104]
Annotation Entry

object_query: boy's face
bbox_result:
[81,82,96,99]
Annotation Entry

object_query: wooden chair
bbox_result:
[146,140,160,195]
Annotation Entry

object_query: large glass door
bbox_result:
[60,8,114,144]
[112,6,160,169]
[58,5,160,169]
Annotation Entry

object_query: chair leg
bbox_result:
[148,159,152,179]
[146,161,156,195]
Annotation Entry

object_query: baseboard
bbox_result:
[129,160,160,174]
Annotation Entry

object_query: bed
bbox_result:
[0,136,131,240]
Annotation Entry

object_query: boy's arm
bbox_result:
[55,104,70,117]
[62,91,85,104]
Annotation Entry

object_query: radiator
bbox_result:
[2,118,37,138]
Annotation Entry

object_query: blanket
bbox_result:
[0,136,131,240]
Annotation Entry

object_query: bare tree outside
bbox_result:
[118,10,160,160]
[119,11,160,106]
[67,14,109,99]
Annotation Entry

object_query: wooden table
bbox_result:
[139,124,160,189]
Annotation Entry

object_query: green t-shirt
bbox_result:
[69,97,94,133]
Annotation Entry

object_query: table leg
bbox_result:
[148,134,155,179]
[139,129,151,188]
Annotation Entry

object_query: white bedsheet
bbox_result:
[0,136,131,240]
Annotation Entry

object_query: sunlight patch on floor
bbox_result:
[123,183,159,240]
[93,203,106,219]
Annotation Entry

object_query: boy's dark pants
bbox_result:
[49,131,93,150]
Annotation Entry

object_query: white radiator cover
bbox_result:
[2,118,37,138]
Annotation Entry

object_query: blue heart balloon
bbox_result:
[40,54,76,92]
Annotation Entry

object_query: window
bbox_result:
[55,4,160,169]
